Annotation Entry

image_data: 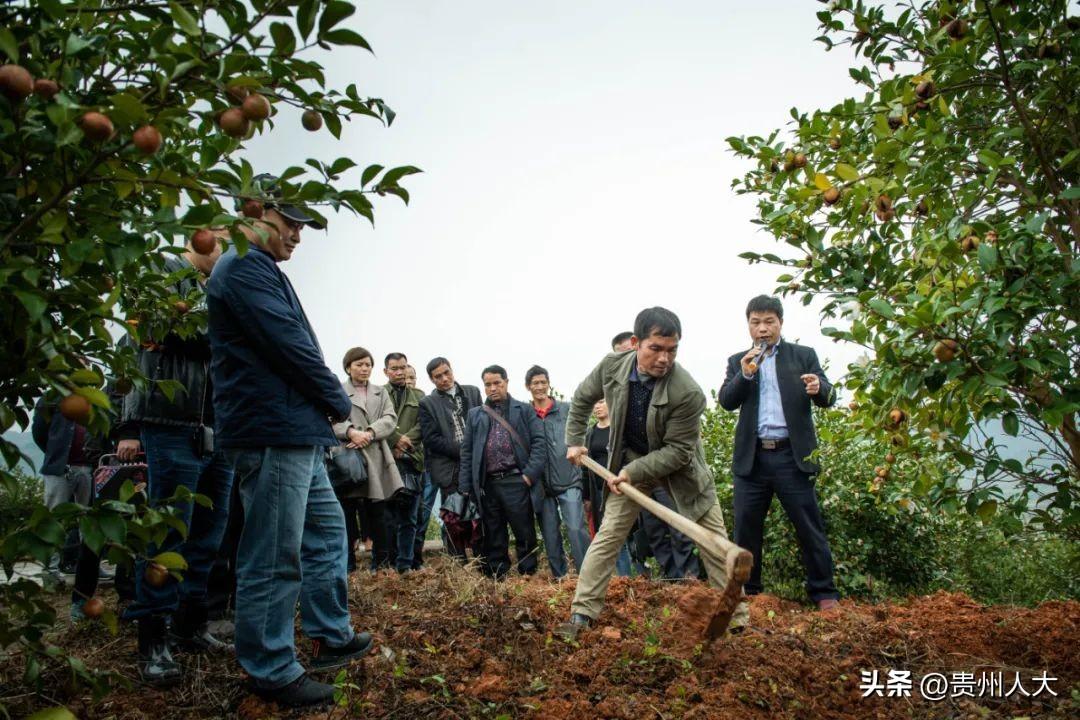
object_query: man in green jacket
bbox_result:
[555,307,749,640]
[384,352,426,572]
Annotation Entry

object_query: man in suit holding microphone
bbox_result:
[719,295,840,610]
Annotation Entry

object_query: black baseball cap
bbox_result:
[247,173,326,230]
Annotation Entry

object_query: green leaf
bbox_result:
[102,608,119,636]
[168,1,201,36]
[1060,186,1080,200]
[0,27,17,62]
[322,29,372,52]
[69,368,103,386]
[74,386,110,409]
[359,164,383,188]
[834,163,859,182]
[380,165,423,185]
[296,0,318,41]
[270,22,296,56]
[13,290,46,321]
[155,379,185,403]
[152,551,189,570]
[319,1,356,34]
[1002,412,1019,437]
[24,655,40,684]
[26,707,77,720]
[867,298,895,319]
[976,500,998,523]
[182,204,217,227]
[79,517,105,555]
[98,513,127,544]
[977,243,998,272]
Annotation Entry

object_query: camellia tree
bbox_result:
[0,0,417,699]
[727,0,1077,535]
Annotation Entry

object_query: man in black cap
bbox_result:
[207,175,372,708]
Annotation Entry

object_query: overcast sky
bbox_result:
[244,0,867,398]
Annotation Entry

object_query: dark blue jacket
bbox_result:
[206,246,350,448]
[458,395,547,511]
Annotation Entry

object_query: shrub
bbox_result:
[0,468,42,536]
[704,399,1078,606]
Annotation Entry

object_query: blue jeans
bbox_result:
[226,446,354,689]
[123,425,233,620]
[411,471,439,569]
[537,486,591,578]
[615,543,633,577]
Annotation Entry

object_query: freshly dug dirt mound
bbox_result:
[3,557,1077,719]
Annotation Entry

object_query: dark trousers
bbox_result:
[73,544,135,604]
[339,496,362,571]
[123,425,234,621]
[360,498,394,571]
[640,486,700,580]
[391,485,422,573]
[734,446,838,601]
[479,477,538,578]
[205,476,243,618]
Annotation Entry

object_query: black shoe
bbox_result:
[137,617,182,687]
[553,613,592,641]
[309,631,374,671]
[251,673,336,708]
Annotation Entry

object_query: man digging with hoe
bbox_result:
[554,307,752,642]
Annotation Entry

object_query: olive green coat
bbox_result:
[384,383,425,472]
[564,349,717,523]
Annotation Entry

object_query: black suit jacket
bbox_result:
[718,341,835,476]
[458,395,548,514]
[418,383,483,492]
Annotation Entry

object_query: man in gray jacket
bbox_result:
[525,365,590,578]
[418,357,483,561]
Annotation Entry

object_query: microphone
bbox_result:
[747,340,770,374]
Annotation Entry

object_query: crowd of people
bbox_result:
[31,174,841,708]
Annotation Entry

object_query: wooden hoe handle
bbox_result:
[579,455,753,591]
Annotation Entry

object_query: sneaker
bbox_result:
[170,623,234,654]
[171,603,233,653]
[97,563,115,587]
[816,598,840,611]
[137,617,182,687]
[309,632,374,671]
[70,600,87,623]
[553,613,592,641]
[251,673,336,708]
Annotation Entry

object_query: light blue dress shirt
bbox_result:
[753,341,789,439]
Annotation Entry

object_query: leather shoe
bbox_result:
[553,613,591,641]
[310,631,374,670]
[251,673,335,708]
[817,598,840,611]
